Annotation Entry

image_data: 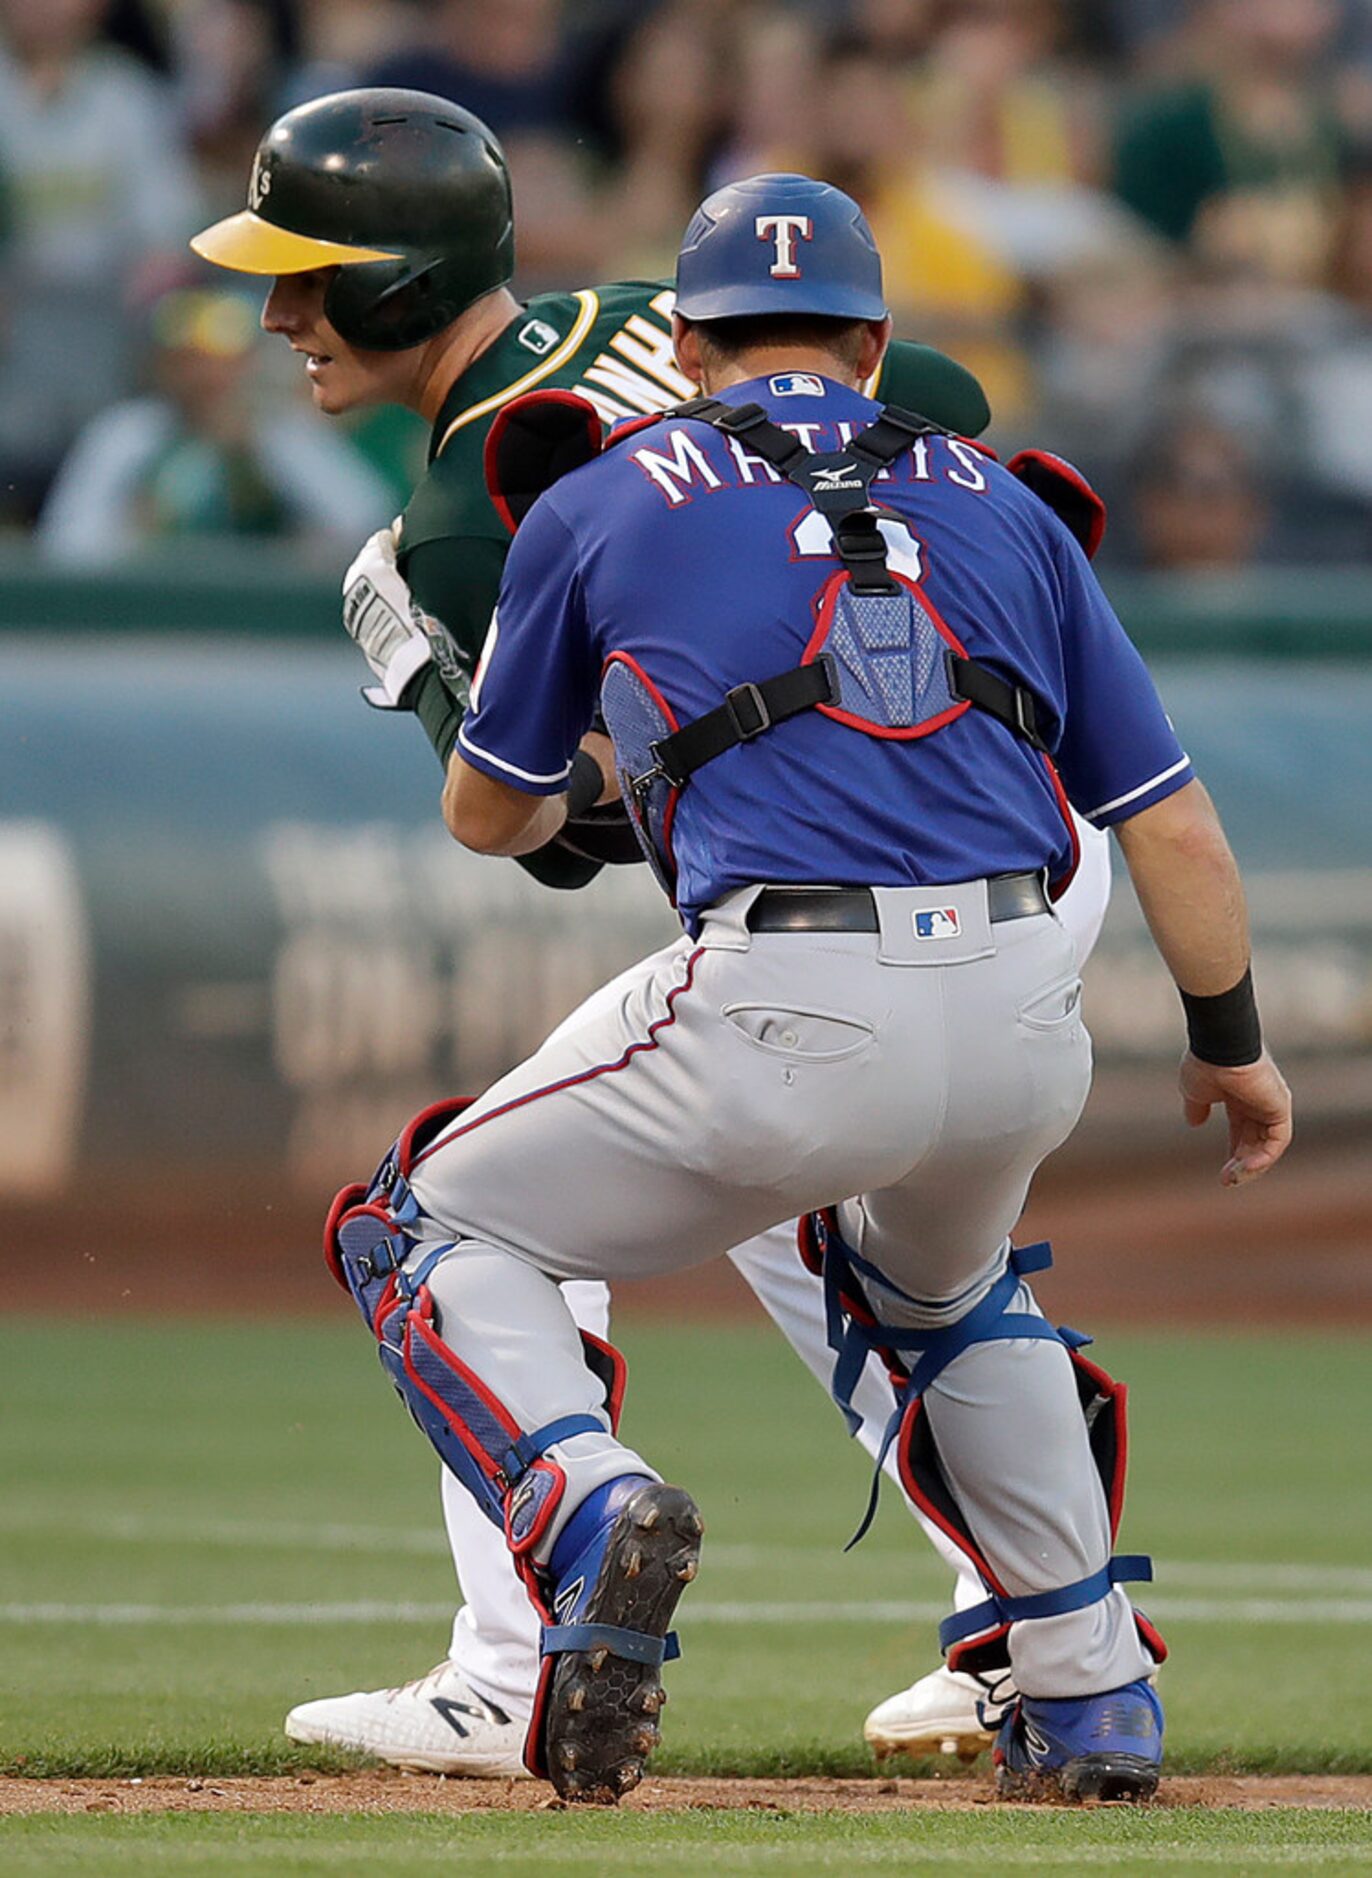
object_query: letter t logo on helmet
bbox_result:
[675,173,886,323]
[756,214,813,279]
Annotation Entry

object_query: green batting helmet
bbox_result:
[191,88,514,351]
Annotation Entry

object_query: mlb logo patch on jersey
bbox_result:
[517,318,559,356]
[913,907,961,940]
[769,373,825,398]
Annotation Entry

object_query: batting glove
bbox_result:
[342,525,463,710]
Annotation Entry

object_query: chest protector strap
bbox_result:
[643,397,1049,795]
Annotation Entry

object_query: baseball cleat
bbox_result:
[994,1677,1163,1803]
[864,1664,1009,1763]
[538,1478,702,1805]
[284,1661,528,1776]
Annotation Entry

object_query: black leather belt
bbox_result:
[747,872,1049,934]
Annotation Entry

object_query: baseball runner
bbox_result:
[192,90,1117,1778]
[346,169,1291,1802]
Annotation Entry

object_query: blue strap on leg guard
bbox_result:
[809,1216,1066,1548]
[939,1556,1155,1652]
[540,1624,682,1667]
[802,1210,1158,1640]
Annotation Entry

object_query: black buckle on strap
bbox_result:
[723,681,770,740]
[1010,685,1041,747]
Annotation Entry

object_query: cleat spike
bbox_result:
[622,1546,643,1579]
[676,1559,698,1582]
[588,1647,609,1673]
[565,1686,587,1714]
[637,1506,660,1531]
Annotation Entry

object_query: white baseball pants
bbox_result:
[409,865,1149,1702]
[441,826,1113,1717]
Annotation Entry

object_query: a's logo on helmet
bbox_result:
[756,214,813,279]
[249,152,273,210]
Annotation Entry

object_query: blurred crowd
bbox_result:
[5,0,1372,571]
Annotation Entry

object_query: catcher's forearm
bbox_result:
[442,750,569,855]
[1114,780,1251,998]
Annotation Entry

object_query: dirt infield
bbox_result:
[2,1773,1369,1816]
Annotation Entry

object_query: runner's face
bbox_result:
[260,269,403,414]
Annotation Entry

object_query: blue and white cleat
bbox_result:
[530,1476,702,1804]
[994,1677,1163,1803]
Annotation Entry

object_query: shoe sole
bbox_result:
[866,1726,996,1764]
[543,1482,702,1805]
[997,1752,1160,1804]
[284,1717,529,1778]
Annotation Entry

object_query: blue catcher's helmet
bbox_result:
[674,173,886,323]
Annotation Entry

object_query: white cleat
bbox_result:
[864,1664,1011,1764]
[285,1661,530,1776]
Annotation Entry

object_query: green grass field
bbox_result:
[1,1314,1369,1872]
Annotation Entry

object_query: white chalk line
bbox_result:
[4,1597,1372,1628]
[2,1510,1370,1595]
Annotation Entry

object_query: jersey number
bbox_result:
[792,509,924,583]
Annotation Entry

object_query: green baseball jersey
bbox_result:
[397,281,990,676]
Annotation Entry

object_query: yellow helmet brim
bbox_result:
[190,210,403,276]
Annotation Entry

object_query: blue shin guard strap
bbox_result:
[839,1251,1066,1551]
[940,1555,1154,1652]
[540,1623,682,1667]
[502,1414,605,1481]
[398,1240,458,1296]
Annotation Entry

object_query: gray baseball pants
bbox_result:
[406,879,1153,1699]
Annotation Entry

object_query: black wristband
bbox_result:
[411,666,465,772]
[1179,966,1263,1067]
[565,747,605,819]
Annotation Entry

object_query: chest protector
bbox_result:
[598,397,1057,899]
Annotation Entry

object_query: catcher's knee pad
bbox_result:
[324,1098,627,1558]
[799,1207,1167,1674]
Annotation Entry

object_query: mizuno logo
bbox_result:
[811,463,861,490]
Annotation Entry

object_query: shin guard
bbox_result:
[799,1208,1167,1677]
[325,1096,628,1563]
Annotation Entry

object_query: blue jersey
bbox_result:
[459,373,1192,928]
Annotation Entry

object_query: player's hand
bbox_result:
[342,526,461,710]
[1179,1049,1293,1187]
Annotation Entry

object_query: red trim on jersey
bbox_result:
[410,945,708,1173]
[601,647,683,899]
[801,568,973,740]
[954,436,1000,462]
[607,411,667,446]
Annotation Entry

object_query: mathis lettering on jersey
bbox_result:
[628,424,992,510]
